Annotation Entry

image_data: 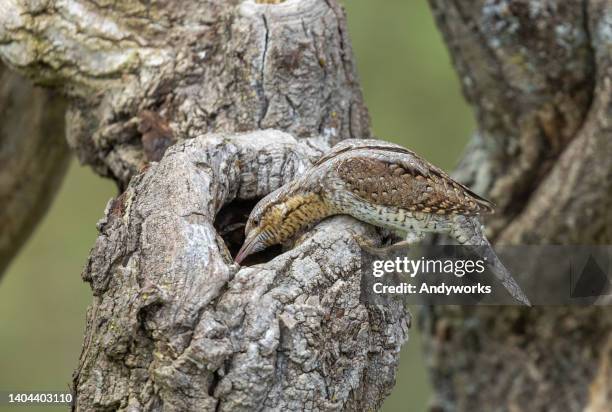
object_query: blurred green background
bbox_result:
[0,2,474,411]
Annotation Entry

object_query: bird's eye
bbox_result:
[252,217,260,226]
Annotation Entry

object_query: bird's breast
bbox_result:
[277,193,333,239]
[325,185,452,234]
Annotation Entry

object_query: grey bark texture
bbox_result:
[1,0,409,411]
[424,1,612,411]
[0,0,369,188]
[0,62,69,277]
[76,131,407,411]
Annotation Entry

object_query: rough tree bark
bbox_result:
[0,1,408,410]
[423,1,612,411]
[0,62,69,277]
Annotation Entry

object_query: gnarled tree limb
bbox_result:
[424,1,612,410]
[75,130,408,411]
[0,0,369,187]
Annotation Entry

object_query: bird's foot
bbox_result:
[354,235,386,255]
[355,236,413,256]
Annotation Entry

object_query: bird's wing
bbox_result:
[314,139,411,166]
[335,153,494,215]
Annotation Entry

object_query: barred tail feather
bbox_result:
[480,238,531,306]
[451,216,531,306]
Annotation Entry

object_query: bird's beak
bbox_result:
[235,230,264,264]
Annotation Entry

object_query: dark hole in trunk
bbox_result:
[214,197,283,265]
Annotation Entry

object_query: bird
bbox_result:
[234,139,530,306]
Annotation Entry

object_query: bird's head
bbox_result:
[234,191,286,264]
[234,186,328,264]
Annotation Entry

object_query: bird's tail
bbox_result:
[478,237,531,306]
[451,216,531,306]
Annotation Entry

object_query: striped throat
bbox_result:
[235,191,332,263]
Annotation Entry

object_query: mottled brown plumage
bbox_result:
[336,157,493,216]
[235,139,530,305]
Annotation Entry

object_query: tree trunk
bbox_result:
[0,62,69,277]
[0,1,408,410]
[424,1,612,410]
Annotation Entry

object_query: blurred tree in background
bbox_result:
[0,2,472,411]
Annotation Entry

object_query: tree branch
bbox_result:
[0,62,69,276]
